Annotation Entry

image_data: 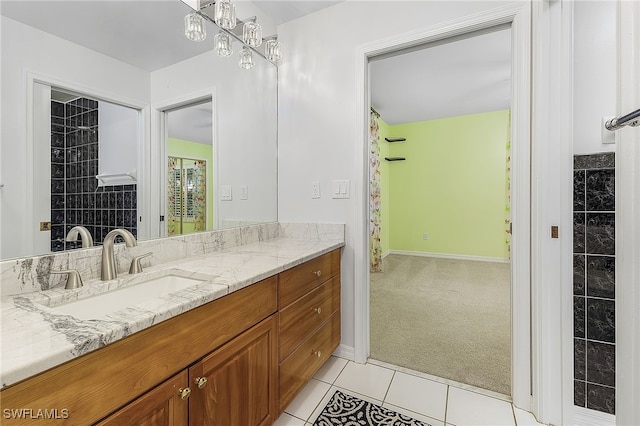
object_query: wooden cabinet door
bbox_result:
[188,315,278,426]
[94,371,189,426]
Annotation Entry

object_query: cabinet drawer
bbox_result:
[279,276,340,361]
[279,249,341,308]
[279,312,340,412]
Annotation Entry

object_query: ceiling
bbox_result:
[370,27,512,125]
[252,1,342,25]
[0,0,338,72]
[1,1,511,126]
[168,102,214,146]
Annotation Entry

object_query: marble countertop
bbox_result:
[1,236,344,389]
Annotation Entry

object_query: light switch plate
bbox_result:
[220,185,232,201]
[332,180,350,199]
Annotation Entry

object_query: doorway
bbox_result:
[163,100,214,236]
[354,2,532,411]
[368,28,513,396]
[29,81,143,257]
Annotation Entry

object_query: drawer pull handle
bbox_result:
[178,387,191,400]
[314,307,322,314]
[312,350,322,358]
[195,377,208,389]
[312,270,322,277]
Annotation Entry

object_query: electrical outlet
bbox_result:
[240,185,248,200]
[312,182,320,199]
[423,233,429,240]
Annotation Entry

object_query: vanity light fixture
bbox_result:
[214,31,233,57]
[185,0,283,67]
[242,19,262,48]
[214,0,237,30]
[239,46,255,70]
[184,12,206,42]
[265,38,282,64]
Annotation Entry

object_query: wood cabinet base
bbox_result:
[1,249,342,426]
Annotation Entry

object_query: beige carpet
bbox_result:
[370,254,511,396]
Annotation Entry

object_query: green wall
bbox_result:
[383,110,510,259]
[167,138,214,232]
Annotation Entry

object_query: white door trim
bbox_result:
[615,0,640,423]
[151,88,217,238]
[353,0,533,414]
[24,71,148,252]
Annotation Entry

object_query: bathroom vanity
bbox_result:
[0,224,344,425]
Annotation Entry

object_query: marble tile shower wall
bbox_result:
[573,152,615,415]
[50,98,136,252]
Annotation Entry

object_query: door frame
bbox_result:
[353,1,533,412]
[25,71,148,249]
[615,0,640,424]
[151,89,217,238]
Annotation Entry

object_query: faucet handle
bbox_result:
[51,269,83,289]
[129,252,152,274]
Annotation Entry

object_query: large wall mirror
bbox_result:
[0,1,278,260]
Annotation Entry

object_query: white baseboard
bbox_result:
[382,250,391,259]
[572,406,615,426]
[333,344,355,361]
[387,249,509,264]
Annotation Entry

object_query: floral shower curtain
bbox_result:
[167,157,206,236]
[504,113,512,260]
[191,160,206,232]
[167,156,179,236]
[369,109,383,272]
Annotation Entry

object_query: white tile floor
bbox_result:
[274,356,547,426]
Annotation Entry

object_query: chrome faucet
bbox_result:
[65,226,94,248]
[101,229,137,281]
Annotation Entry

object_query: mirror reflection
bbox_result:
[166,101,214,236]
[168,157,208,236]
[0,1,278,260]
[49,89,140,252]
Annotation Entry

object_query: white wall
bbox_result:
[98,101,139,186]
[276,0,520,354]
[573,1,616,155]
[150,48,278,232]
[0,16,149,259]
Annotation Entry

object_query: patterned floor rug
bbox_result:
[312,390,431,426]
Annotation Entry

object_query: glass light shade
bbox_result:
[239,46,255,70]
[214,0,237,30]
[265,39,282,64]
[184,12,206,42]
[242,21,263,48]
[213,31,233,57]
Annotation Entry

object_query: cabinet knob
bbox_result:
[178,387,191,400]
[313,270,322,277]
[195,377,208,389]
[314,307,322,314]
[312,350,322,358]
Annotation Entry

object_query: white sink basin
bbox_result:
[50,273,208,320]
